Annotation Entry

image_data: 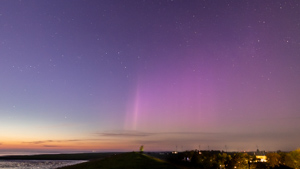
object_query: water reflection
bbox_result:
[0,160,86,169]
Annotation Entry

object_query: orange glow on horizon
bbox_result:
[0,139,142,152]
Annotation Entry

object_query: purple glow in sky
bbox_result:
[0,0,300,152]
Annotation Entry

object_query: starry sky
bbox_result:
[0,0,300,152]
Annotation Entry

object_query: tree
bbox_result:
[217,153,229,168]
[139,145,144,153]
[285,149,300,169]
[267,152,281,168]
[191,151,201,165]
[226,153,248,169]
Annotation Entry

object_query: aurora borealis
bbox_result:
[0,0,300,152]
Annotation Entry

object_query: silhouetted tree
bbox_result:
[217,153,230,167]
[267,152,281,168]
[226,153,248,169]
[191,151,201,165]
[285,149,300,169]
[139,145,144,153]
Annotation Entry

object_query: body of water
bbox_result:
[0,150,89,169]
[0,160,86,169]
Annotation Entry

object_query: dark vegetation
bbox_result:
[163,149,299,169]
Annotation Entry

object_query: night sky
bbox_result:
[0,0,300,152]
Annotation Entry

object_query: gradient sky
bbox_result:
[0,0,300,152]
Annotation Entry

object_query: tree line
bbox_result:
[166,148,300,169]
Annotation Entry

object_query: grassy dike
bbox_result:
[58,152,180,169]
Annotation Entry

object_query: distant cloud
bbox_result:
[97,130,217,138]
[43,145,61,147]
[23,139,87,145]
[23,140,54,144]
[95,130,300,151]
[159,131,217,135]
[96,130,222,148]
[98,130,153,137]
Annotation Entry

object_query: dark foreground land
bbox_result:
[1,150,297,169]
[58,152,179,169]
[0,152,179,169]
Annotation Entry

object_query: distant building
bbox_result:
[254,149,267,162]
[256,155,267,162]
